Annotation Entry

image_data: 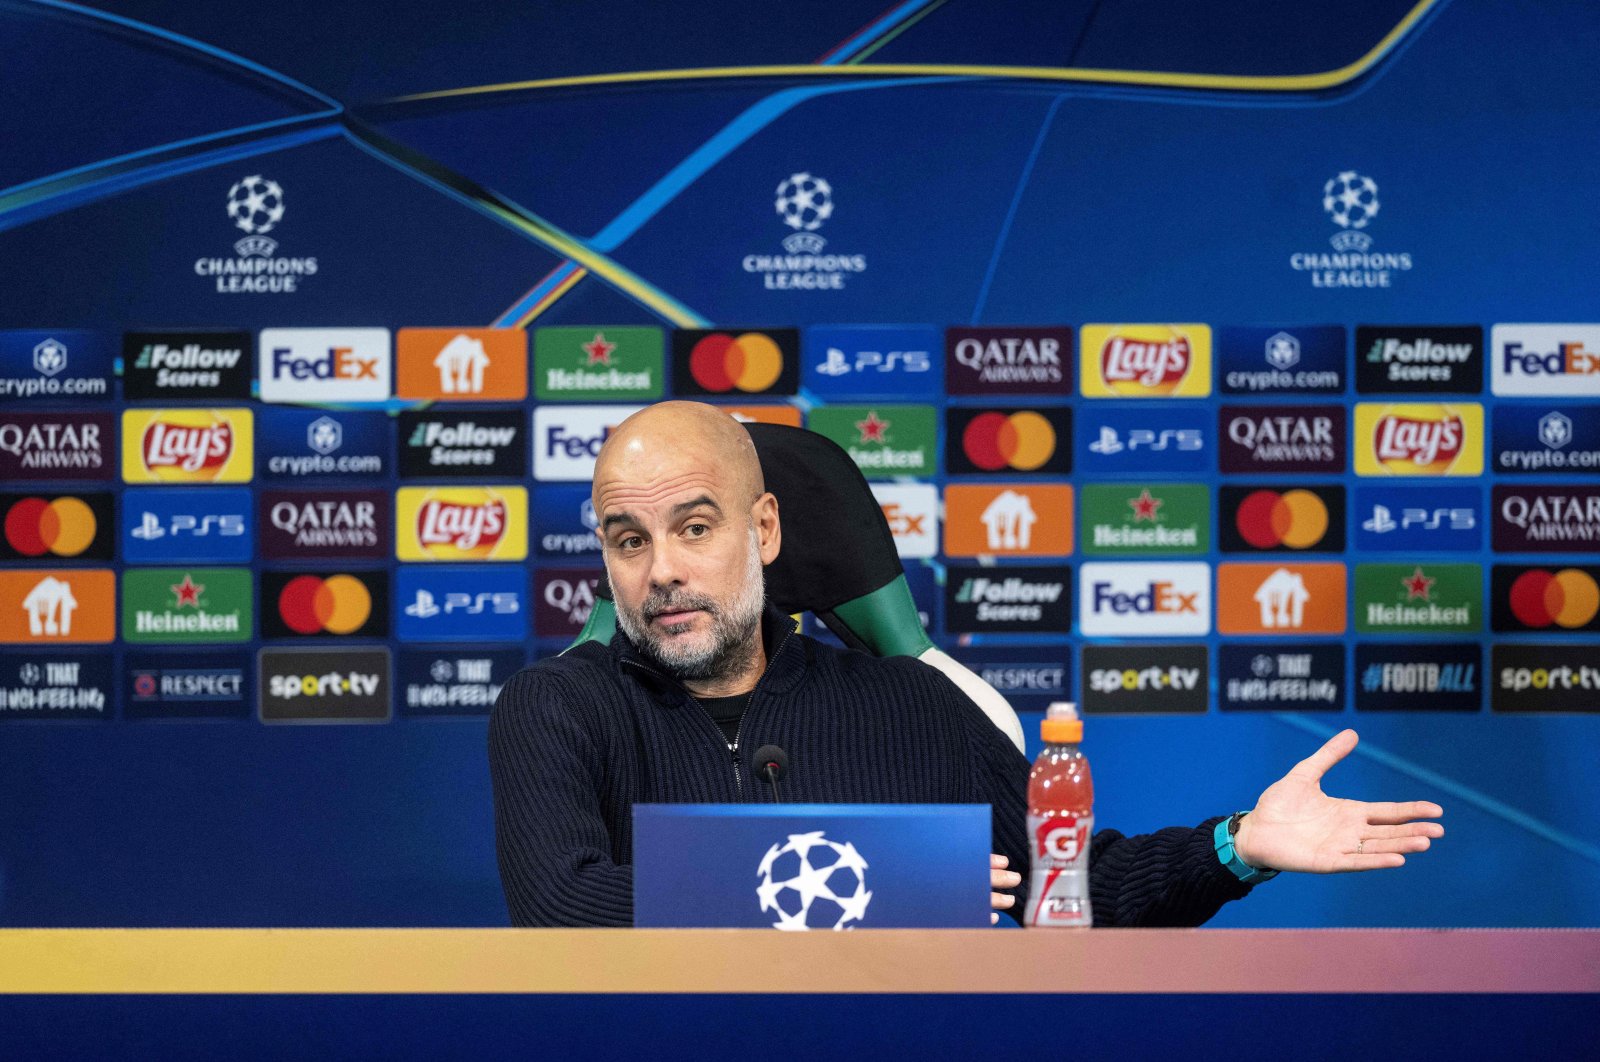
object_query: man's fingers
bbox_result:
[1365,800,1445,826]
[1334,853,1406,872]
[991,891,1016,911]
[990,853,1009,869]
[1354,835,1432,856]
[1364,822,1445,840]
[991,868,1023,889]
[1291,728,1358,781]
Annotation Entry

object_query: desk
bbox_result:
[2,929,1595,1058]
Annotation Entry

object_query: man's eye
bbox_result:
[685,523,709,537]
[618,535,643,550]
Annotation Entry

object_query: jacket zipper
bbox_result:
[623,625,794,802]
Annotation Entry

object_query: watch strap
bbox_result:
[1214,813,1279,884]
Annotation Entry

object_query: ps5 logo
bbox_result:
[402,589,520,618]
[1087,425,1204,455]
[816,348,931,376]
[130,510,246,540]
[1361,505,1476,534]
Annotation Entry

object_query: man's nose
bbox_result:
[645,535,688,590]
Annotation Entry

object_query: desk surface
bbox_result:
[2,928,1596,994]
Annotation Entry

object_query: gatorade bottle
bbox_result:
[1026,701,1093,928]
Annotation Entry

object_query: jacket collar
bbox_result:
[611,601,806,699]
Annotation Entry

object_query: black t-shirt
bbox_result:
[696,692,752,745]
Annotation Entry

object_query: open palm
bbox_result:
[1234,729,1444,874]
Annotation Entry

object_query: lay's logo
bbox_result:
[1355,403,1484,477]
[122,408,253,484]
[395,486,527,562]
[1081,325,1211,398]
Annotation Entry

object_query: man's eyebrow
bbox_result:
[600,511,639,534]
[670,495,723,519]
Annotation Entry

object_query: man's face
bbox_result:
[596,477,768,682]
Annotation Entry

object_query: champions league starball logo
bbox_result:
[194,175,319,293]
[741,171,866,291]
[1289,169,1412,288]
[755,831,872,930]
[775,172,833,238]
[1322,170,1379,249]
[227,175,285,238]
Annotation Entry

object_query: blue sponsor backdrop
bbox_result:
[120,487,254,564]
[394,567,526,643]
[0,0,1597,935]
[1352,485,1481,553]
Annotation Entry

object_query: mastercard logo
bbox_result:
[687,333,785,393]
[276,574,373,635]
[1234,489,1329,550]
[3,496,97,557]
[1509,568,1600,628]
[961,411,1057,471]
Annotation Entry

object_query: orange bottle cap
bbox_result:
[1041,702,1082,743]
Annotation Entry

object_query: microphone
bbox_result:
[751,744,789,803]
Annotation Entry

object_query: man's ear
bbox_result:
[753,492,781,564]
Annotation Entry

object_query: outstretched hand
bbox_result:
[1233,729,1444,874]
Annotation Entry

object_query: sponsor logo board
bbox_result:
[870,483,939,559]
[258,328,390,403]
[1353,403,1484,477]
[1219,405,1345,474]
[396,568,526,643]
[945,406,1070,476]
[121,568,251,644]
[1353,486,1481,553]
[804,325,940,398]
[944,565,1069,634]
[533,326,661,401]
[126,651,250,719]
[1493,485,1600,552]
[948,647,1070,711]
[535,568,602,637]
[1079,483,1207,556]
[672,329,799,396]
[723,404,802,427]
[1076,406,1209,475]
[0,652,113,719]
[1491,565,1600,633]
[396,328,527,400]
[1219,644,1344,711]
[1080,324,1211,398]
[533,405,643,481]
[121,408,253,484]
[1354,643,1481,712]
[533,485,602,559]
[1492,644,1600,713]
[398,648,523,716]
[122,487,252,564]
[1218,485,1344,554]
[944,327,1071,396]
[1078,562,1209,637]
[260,489,386,559]
[0,411,113,481]
[123,330,253,399]
[0,330,114,401]
[1355,326,1482,394]
[1,492,113,561]
[1216,563,1346,635]
[259,647,391,722]
[1491,406,1600,475]
[397,411,525,479]
[260,570,387,640]
[805,404,936,478]
[1081,645,1208,713]
[257,408,387,480]
[0,570,115,644]
[1490,324,1600,397]
[395,486,527,561]
[1216,326,1344,395]
[944,484,1072,557]
[1353,563,1480,634]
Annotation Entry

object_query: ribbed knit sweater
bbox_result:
[489,605,1254,927]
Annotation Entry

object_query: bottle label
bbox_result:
[1027,812,1093,928]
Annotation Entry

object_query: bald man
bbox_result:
[489,402,1443,927]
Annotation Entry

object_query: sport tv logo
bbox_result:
[1492,644,1600,713]
[123,331,253,399]
[1081,645,1207,714]
[260,647,391,723]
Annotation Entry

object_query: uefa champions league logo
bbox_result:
[775,172,832,255]
[743,171,866,289]
[756,831,872,930]
[1322,170,1379,251]
[200,174,317,292]
[227,175,285,236]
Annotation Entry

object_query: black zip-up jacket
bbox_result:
[489,605,1253,927]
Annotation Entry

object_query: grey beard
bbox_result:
[612,531,766,685]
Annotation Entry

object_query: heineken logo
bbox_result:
[121,568,252,644]
[1354,563,1481,633]
[807,404,936,475]
[534,326,664,400]
[1079,483,1208,556]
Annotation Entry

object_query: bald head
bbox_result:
[593,401,765,514]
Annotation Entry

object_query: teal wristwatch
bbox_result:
[1214,811,1279,885]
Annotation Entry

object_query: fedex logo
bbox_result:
[259,328,390,402]
[1078,562,1210,636]
[1491,325,1600,396]
[533,406,644,481]
[870,483,938,559]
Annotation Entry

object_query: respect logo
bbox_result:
[1218,486,1344,553]
[0,492,112,561]
[122,408,253,484]
[261,571,387,639]
[1080,645,1208,713]
[672,329,799,396]
[945,407,1070,475]
[259,647,391,722]
[1354,403,1484,477]
[1080,324,1211,398]
[395,486,528,562]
